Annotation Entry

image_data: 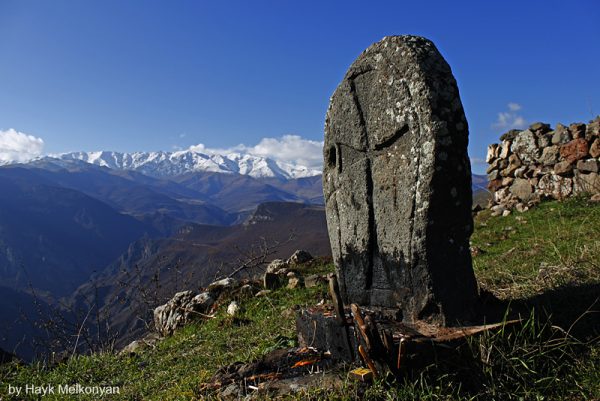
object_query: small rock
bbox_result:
[569,123,586,139]
[508,153,522,167]
[288,250,313,265]
[538,174,573,199]
[560,138,589,164]
[499,140,512,158]
[120,340,144,355]
[207,278,238,293]
[529,122,550,133]
[515,203,529,213]
[286,271,297,278]
[529,166,544,178]
[486,144,499,163]
[287,277,303,289]
[266,259,288,274]
[537,134,551,148]
[510,178,533,201]
[255,289,272,298]
[470,246,484,256]
[263,272,283,290]
[587,119,600,140]
[238,284,258,298]
[590,138,600,158]
[487,179,502,192]
[511,130,540,163]
[590,193,600,202]
[154,290,215,336]
[501,163,519,177]
[554,161,573,176]
[539,145,559,166]
[502,210,511,217]
[227,301,240,317]
[490,204,505,217]
[577,159,599,173]
[551,124,571,145]
[220,383,241,399]
[514,166,527,178]
[493,187,510,204]
[488,170,500,181]
[486,159,499,174]
[500,129,521,142]
[501,177,514,186]
[573,172,600,194]
[305,274,326,288]
[192,292,214,310]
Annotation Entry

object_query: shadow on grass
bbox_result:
[480,282,600,340]
[512,282,600,340]
[378,284,600,400]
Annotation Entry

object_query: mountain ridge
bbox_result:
[44,149,321,179]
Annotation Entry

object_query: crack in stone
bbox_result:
[348,74,376,291]
[374,125,410,151]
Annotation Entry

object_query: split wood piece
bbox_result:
[326,274,355,361]
[396,338,406,370]
[382,330,394,355]
[350,304,396,375]
[295,309,354,361]
[364,314,387,355]
[392,324,422,340]
[350,304,387,357]
[364,316,390,353]
[432,319,522,342]
[350,304,371,350]
[358,345,378,377]
[348,367,374,383]
[364,314,398,375]
[327,274,346,325]
[381,329,400,375]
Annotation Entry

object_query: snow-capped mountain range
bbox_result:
[40,150,322,179]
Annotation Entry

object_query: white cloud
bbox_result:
[507,102,521,112]
[492,103,527,130]
[188,135,324,170]
[0,129,45,164]
[470,157,486,166]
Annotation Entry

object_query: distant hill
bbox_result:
[0,286,59,361]
[172,171,316,212]
[0,168,153,297]
[69,202,330,348]
[472,174,491,206]
[471,174,488,191]
[15,161,237,232]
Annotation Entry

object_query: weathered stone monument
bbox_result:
[208,36,515,389]
[323,35,478,325]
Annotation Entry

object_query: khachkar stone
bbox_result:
[323,35,478,325]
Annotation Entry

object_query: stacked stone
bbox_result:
[486,117,600,215]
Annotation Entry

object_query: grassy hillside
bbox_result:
[1,197,599,400]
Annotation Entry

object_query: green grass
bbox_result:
[471,196,600,300]
[0,263,334,400]
[1,198,599,400]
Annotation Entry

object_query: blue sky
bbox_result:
[0,0,598,173]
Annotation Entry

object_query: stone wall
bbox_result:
[486,117,600,215]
